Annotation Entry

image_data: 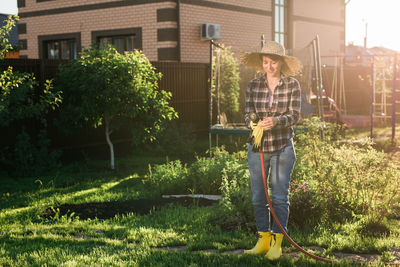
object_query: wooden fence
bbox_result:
[0,59,210,131]
[0,59,210,154]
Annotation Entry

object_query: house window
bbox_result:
[274,0,287,47]
[98,35,136,54]
[92,28,142,54]
[45,39,77,59]
[38,32,81,60]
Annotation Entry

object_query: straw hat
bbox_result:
[241,41,302,76]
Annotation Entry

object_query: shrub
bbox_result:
[289,180,351,228]
[149,120,196,157]
[147,160,188,195]
[0,17,62,176]
[293,117,399,226]
[186,147,246,194]
[145,147,247,196]
[213,159,253,231]
[11,129,61,177]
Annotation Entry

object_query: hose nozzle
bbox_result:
[249,112,259,123]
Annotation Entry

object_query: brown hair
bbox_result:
[259,53,283,62]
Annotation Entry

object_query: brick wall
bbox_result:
[18,1,177,61]
[180,2,272,63]
[18,0,344,64]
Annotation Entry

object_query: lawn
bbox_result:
[0,126,399,267]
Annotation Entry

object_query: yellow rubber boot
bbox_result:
[265,233,284,260]
[244,231,271,255]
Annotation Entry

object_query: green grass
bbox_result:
[0,147,399,266]
[345,124,400,141]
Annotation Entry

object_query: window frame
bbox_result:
[91,27,142,53]
[273,0,288,47]
[38,32,81,59]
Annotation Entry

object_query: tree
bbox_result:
[56,45,177,169]
[212,45,241,121]
[0,15,62,176]
[0,15,18,59]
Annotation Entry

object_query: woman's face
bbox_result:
[262,55,282,77]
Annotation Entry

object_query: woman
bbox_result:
[241,41,302,260]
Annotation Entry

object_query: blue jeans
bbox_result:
[247,140,296,233]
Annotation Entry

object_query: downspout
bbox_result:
[176,0,181,62]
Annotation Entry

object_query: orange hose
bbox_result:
[259,150,334,263]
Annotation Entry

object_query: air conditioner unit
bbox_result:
[201,23,220,40]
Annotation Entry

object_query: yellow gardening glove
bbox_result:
[250,121,263,149]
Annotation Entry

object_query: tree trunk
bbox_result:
[104,117,114,170]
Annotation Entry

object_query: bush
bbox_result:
[289,180,351,228]
[11,129,61,177]
[145,147,247,196]
[213,159,253,231]
[0,49,61,176]
[292,117,399,227]
[147,160,188,195]
[149,121,196,157]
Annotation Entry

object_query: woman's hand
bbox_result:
[260,117,278,130]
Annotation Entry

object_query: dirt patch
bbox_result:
[41,197,216,220]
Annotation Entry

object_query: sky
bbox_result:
[346,0,400,51]
[0,0,18,15]
[0,0,399,52]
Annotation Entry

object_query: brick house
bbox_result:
[17,0,345,63]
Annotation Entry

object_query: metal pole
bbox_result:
[370,56,375,139]
[208,40,213,156]
[311,39,320,119]
[315,35,325,125]
[312,36,324,138]
[392,54,397,142]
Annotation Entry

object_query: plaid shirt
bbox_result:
[245,74,301,152]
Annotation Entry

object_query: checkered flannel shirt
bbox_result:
[244,74,301,153]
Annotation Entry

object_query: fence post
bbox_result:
[208,40,213,156]
[392,54,397,142]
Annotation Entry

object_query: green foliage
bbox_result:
[293,117,400,227]
[11,129,62,177]
[56,44,177,143]
[149,120,196,156]
[187,148,245,194]
[147,160,189,195]
[0,19,62,176]
[0,15,18,59]
[145,147,247,196]
[0,68,61,126]
[145,117,399,232]
[212,45,241,120]
[0,150,399,265]
[0,69,61,176]
[289,179,349,228]
[214,159,253,231]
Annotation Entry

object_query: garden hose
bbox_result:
[259,147,334,263]
[249,112,333,263]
